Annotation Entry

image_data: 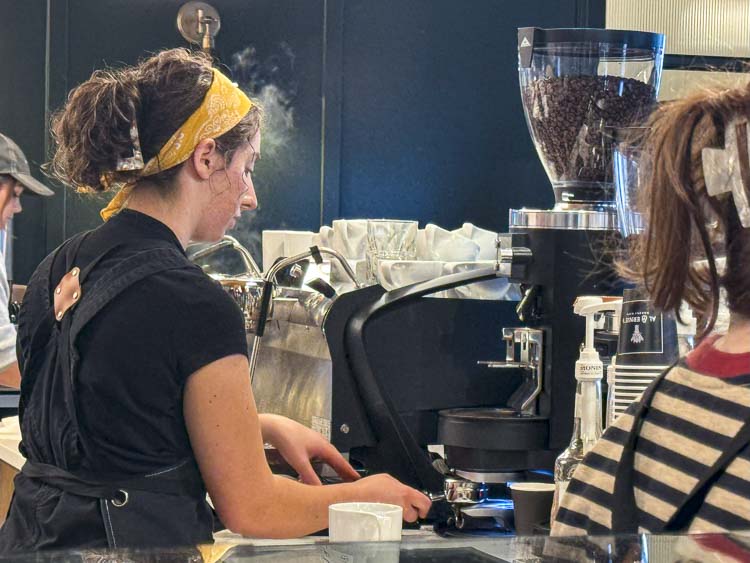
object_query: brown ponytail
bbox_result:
[49,48,261,193]
[622,85,750,337]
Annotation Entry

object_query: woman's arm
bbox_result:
[0,361,20,388]
[184,354,431,539]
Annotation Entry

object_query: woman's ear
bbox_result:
[190,138,220,180]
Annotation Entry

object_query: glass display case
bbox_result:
[3,532,750,562]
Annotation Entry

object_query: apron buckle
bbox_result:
[111,489,129,507]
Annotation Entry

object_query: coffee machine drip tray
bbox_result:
[438,408,549,473]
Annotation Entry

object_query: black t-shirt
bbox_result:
[22,210,248,475]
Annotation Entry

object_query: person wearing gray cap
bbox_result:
[0,133,54,388]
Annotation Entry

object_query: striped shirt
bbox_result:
[551,363,750,536]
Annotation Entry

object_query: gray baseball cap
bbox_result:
[0,133,54,196]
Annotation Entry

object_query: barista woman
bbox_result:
[0,49,430,552]
[552,84,750,535]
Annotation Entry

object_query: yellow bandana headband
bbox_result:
[100,68,253,221]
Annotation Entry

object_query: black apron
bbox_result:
[0,232,215,552]
[612,363,750,533]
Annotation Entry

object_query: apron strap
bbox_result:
[25,232,91,330]
[60,231,94,278]
[51,241,187,444]
[18,233,93,408]
[22,458,204,501]
[68,246,189,343]
[25,238,198,488]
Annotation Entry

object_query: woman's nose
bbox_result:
[240,189,258,211]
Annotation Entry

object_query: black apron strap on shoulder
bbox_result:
[33,231,91,313]
[21,232,93,362]
[17,235,92,413]
[69,246,189,343]
[611,364,675,533]
[76,241,129,284]
[61,230,93,274]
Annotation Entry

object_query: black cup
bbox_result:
[510,482,555,536]
[617,288,679,367]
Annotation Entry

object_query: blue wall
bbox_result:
[1,0,604,281]
[336,0,579,230]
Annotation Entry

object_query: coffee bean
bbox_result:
[522,75,655,185]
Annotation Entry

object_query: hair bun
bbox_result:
[49,67,145,191]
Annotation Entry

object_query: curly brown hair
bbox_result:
[49,48,261,194]
[621,86,750,337]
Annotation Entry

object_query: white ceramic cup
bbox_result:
[329,503,402,543]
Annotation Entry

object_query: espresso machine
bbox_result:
[200,27,665,532]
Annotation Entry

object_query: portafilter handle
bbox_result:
[423,479,488,505]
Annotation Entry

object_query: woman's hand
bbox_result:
[259,414,360,485]
[352,474,432,522]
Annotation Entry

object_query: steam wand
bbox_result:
[187,235,262,277]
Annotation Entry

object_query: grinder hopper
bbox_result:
[518,27,664,208]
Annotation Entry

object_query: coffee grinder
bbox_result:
[431,28,666,523]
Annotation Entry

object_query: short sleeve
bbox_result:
[167,268,249,379]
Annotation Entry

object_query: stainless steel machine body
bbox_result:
[250,289,334,439]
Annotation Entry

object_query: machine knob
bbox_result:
[499,246,533,264]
